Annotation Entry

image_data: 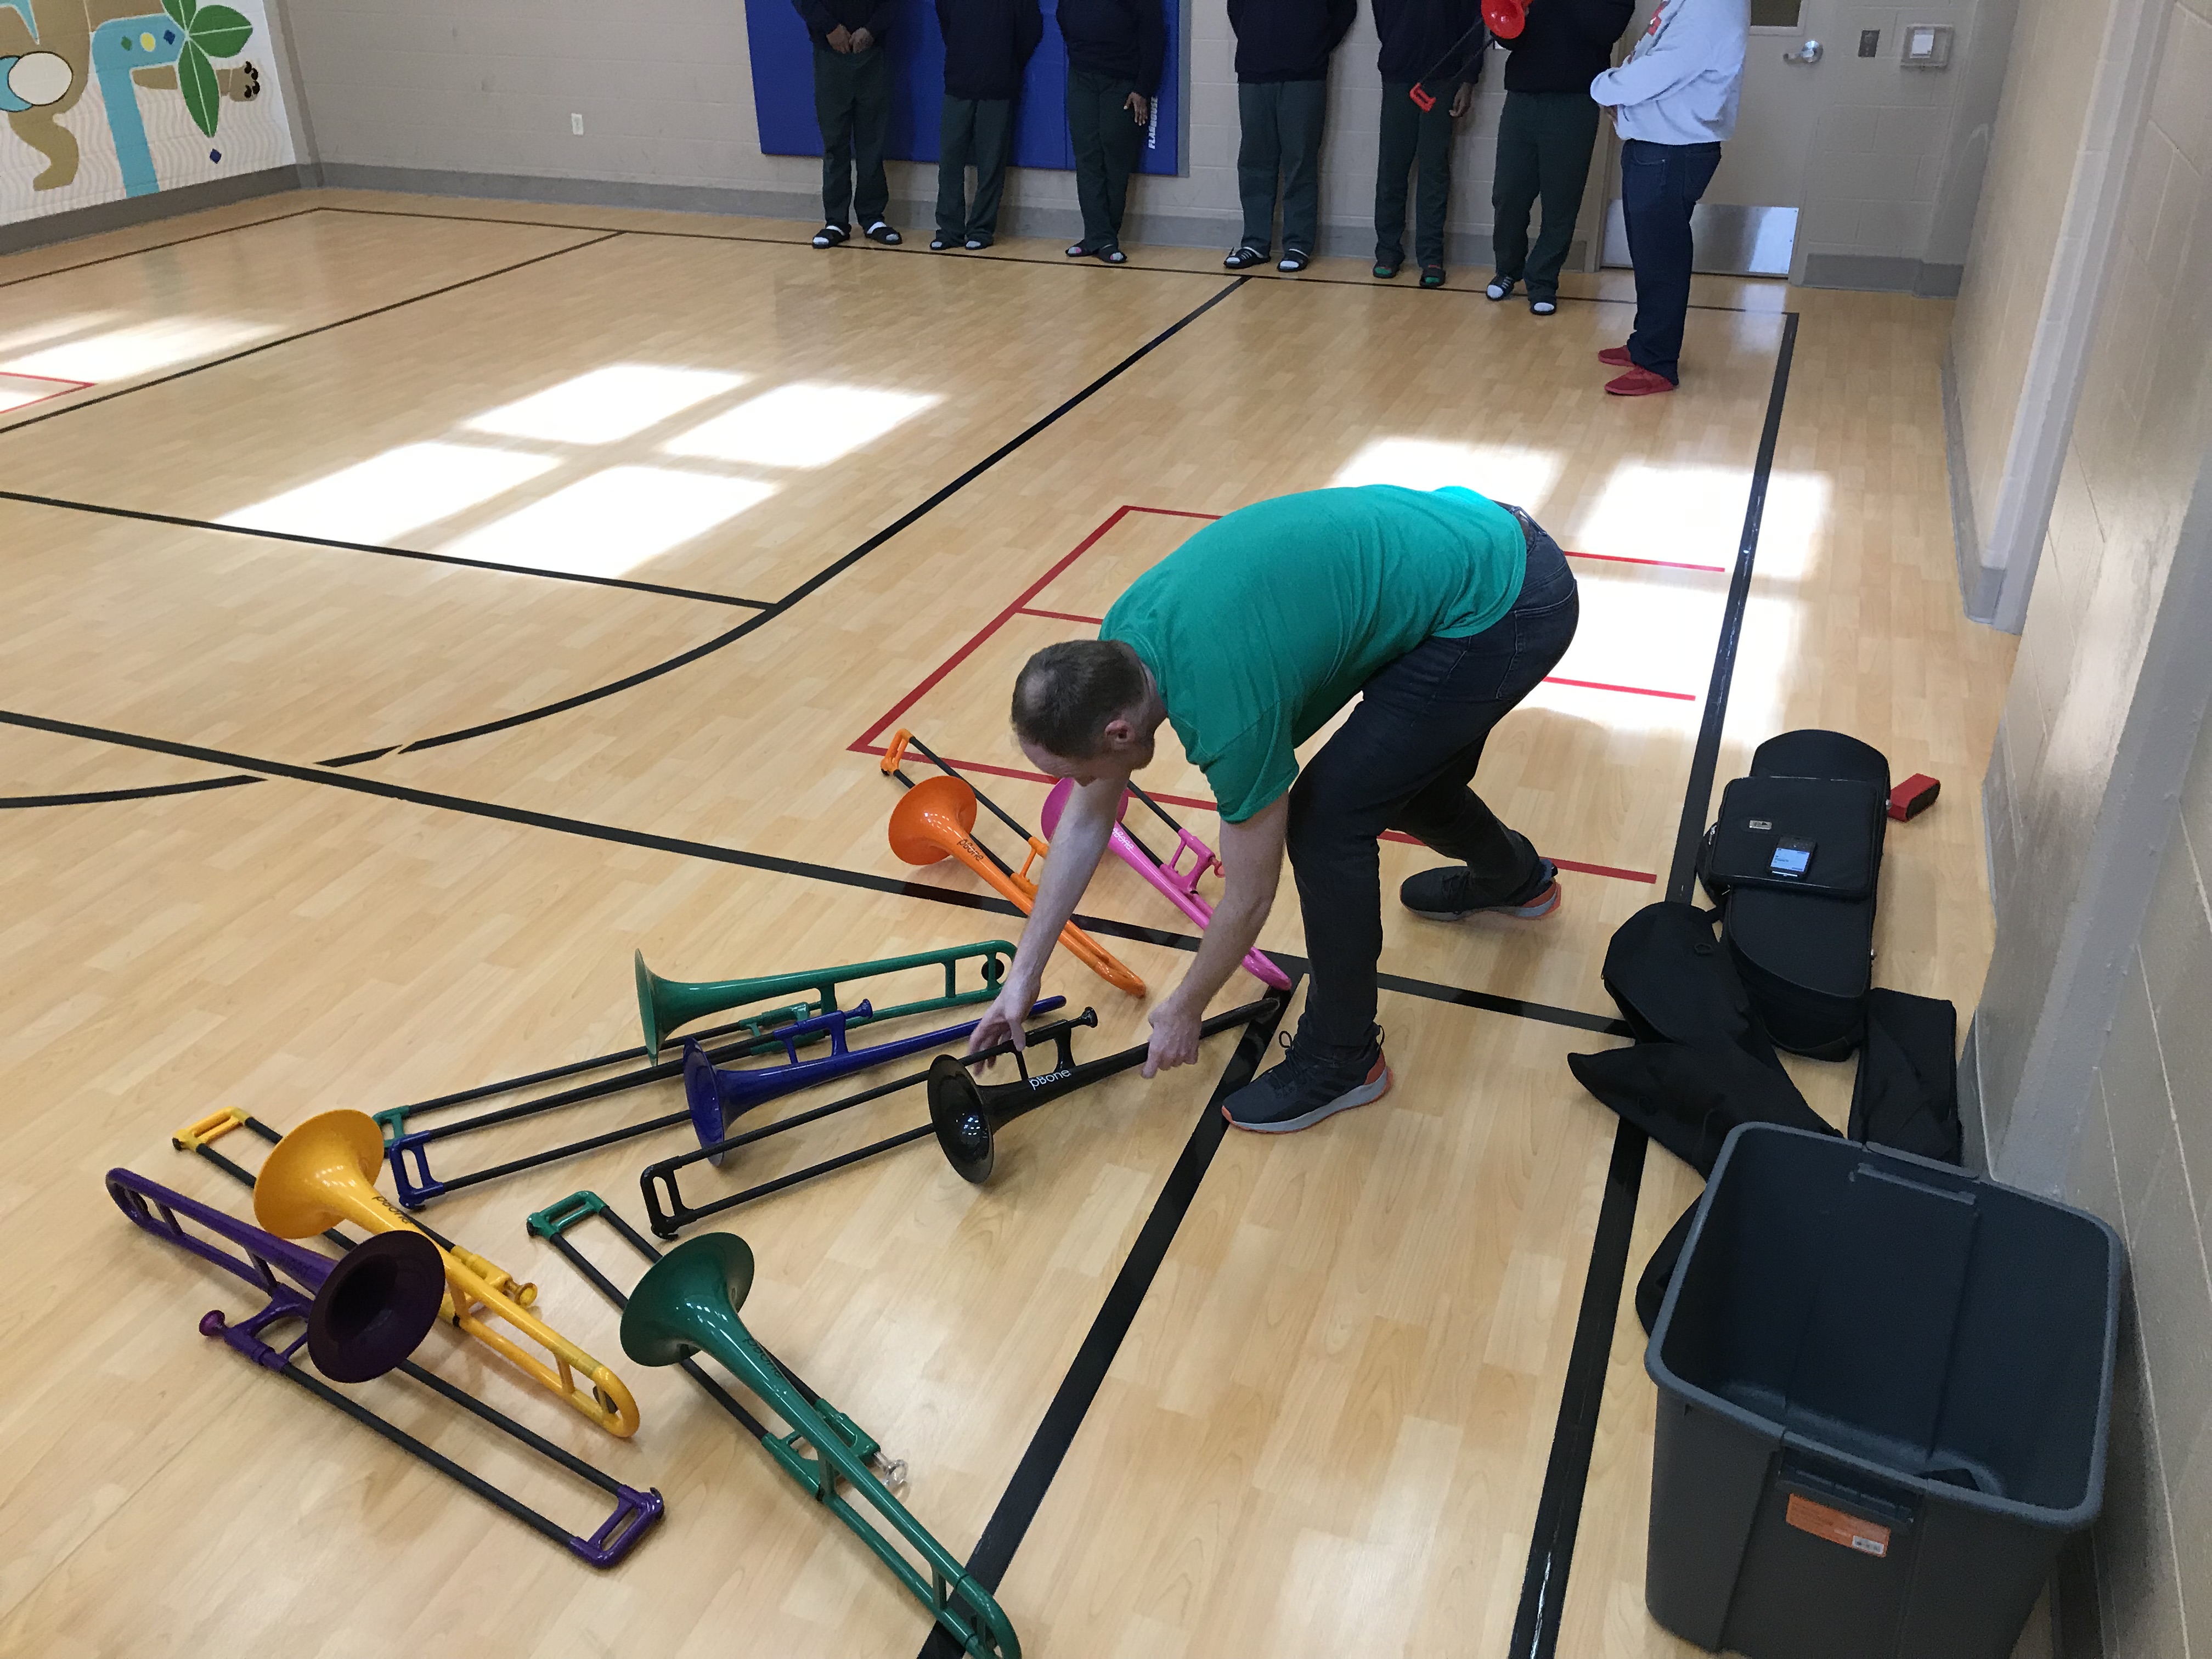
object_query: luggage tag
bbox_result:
[1768,835,1815,879]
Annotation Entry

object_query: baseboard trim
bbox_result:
[1941,346,2011,624]
[0,165,310,256]
[1797,252,1965,296]
[314,161,1555,273]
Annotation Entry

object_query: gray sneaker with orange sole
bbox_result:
[1223,1028,1392,1133]
[1398,858,1562,921]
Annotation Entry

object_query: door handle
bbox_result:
[1783,37,1824,61]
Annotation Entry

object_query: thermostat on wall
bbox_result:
[1901,24,1953,65]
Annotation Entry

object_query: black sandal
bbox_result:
[1277,250,1311,273]
[1223,245,1268,270]
[1373,256,1402,279]
[1420,264,1447,288]
[864,221,901,245]
[812,224,849,249]
[930,234,957,251]
[1097,244,1127,263]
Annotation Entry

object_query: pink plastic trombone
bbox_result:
[1042,778,1294,992]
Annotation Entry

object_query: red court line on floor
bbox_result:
[1545,675,1697,702]
[0,370,94,413]
[1566,548,1729,573]
[1016,606,1105,624]
[853,503,1667,884]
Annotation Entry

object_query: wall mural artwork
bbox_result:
[1,0,292,223]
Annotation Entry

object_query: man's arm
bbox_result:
[964,775,1120,1055]
[1589,3,1709,105]
[1141,794,1286,1075]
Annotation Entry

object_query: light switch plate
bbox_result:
[1900,23,1952,65]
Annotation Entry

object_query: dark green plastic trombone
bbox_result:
[623,1232,1019,1659]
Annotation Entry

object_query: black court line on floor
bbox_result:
[0,203,327,291]
[0,704,1624,1042]
[392,274,1252,754]
[1506,308,1800,1659]
[0,488,774,609]
[312,201,1780,314]
[0,775,261,809]
[0,228,622,437]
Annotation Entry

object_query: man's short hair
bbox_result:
[1011,640,1147,759]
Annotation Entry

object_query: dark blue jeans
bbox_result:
[1621,138,1722,384]
[1286,512,1580,1049]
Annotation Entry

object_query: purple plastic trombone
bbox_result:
[1042,779,1293,992]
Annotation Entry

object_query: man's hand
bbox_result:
[827,22,852,49]
[1450,81,1474,117]
[965,975,1040,1062]
[1126,92,1150,123]
[1142,996,1203,1077]
[849,25,874,49]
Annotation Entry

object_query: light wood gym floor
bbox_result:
[0,193,2016,1658]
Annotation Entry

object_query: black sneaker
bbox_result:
[1223,1028,1392,1133]
[1400,858,1562,921]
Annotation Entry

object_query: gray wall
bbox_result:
[284,0,2005,276]
[1972,0,2212,1644]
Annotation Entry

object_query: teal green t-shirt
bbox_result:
[1099,484,1527,822]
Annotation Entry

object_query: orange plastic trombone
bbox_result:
[888,775,1146,996]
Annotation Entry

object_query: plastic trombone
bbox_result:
[624,1232,1022,1658]
[640,1009,1100,1238]
[929,997,1280,1182]
[678,994,1064,1162]
[1039,777,1293,991]
[383,995,1064,1205]
[881,730,1144,996]
[113,1165,661,1566]
[370,940,1018,1146]
[253,1109,644,1437]
[527,1190,908,1491]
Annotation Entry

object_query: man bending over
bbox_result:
[966,483,1580,1131]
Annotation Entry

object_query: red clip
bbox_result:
[1408,82,1437,111]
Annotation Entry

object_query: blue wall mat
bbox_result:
[747,0,1180,176]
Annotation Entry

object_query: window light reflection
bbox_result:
[219,443,558,544]
[466,364,747,445]
[1331,437,1565,509]
[0,311,122,357]
[433,466,775,578]
[3,316,281,382]
[664,382,940,469]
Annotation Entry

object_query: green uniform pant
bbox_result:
[938,97,1014,241]
[1375,79,1455,268]
[1237,78,1328,256]
[813,43,890,229]
[1067,67,1141,250]
[1491,89,1601,300]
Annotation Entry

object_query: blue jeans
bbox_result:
[1286,513,1581,1048]
[1621,138,1722,384]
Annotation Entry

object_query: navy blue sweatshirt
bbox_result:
[1058,0,1166,95]
[1228,0,1357,81]
[794,0,895,48]
[1373,0,1483,83]
[1498,0,1634,91]
[936,0,1043,98]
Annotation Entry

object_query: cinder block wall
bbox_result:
[1972,0,2212,1645]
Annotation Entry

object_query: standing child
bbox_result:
[1486,0,1634,315]
[1225,0,1356,273]
[1059,0,1166,263]
[797,0,902,248]
[1373,0,1482,288]
[934,0,1044,250]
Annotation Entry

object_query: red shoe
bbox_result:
[1598,344,1633,365]
[1605,366,1675,397]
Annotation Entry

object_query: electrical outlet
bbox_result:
[1858,27,1879,54]
[570,112,584,135]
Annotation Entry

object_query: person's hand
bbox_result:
[965,978,1040,1064]
[849,25,874,49]
[1141,996,1202,1078]
[1450,81,1474,117]
[1126,92,1150,124]
[827,22,852,50]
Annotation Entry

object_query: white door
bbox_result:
[1598,0,1840,276]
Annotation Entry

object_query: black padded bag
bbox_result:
[1702,731,1891,1060]
[1850,989,1963,1164]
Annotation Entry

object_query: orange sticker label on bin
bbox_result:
[1786,1493,1891,1558]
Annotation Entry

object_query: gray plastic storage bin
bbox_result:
[1645,1125,2123,1659]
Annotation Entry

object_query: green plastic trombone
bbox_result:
[621,1233,1019,1659]
[634,940,1013,1057]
